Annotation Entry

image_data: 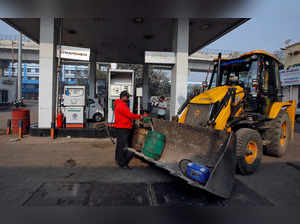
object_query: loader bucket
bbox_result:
[129,119,236,198]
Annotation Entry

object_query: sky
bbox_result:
[0,21,17,35]
[205,0,300,52]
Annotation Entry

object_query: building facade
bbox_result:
[2,62,89,100]
[284,42,300,69]
[280,42,300,116]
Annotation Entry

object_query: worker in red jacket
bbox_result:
[114,90,143,169]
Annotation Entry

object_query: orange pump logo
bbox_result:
[194,109,201,116]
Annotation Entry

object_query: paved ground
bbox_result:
[0,102,300,206]
[236,124,300,206]
[0,124,299,206]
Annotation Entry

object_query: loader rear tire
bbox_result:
[235,128,263,175]
[263,111,291,157]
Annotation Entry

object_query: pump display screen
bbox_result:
[111,85,121,96]
[65,88,84,97]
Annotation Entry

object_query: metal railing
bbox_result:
[273,50,285,61]
[199,48,244,55]
[0,34,286,61]
[200,48,286,61]
[0,34,32,42]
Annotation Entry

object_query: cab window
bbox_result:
[209,57,258,89]
[261,57,280,92]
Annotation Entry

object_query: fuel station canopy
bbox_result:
[0,1,249,128]
[3,18,248,64]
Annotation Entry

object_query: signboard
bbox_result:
[57,45,90,61]
[145,51,176,64]
[280,66,300,86]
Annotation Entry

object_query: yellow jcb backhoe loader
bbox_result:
[129,50,296,198]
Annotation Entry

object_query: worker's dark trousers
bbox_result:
[157,114,166,120]
[115,128,134,167]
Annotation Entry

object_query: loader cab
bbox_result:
[208,51,282,114]
[208,56,259,90]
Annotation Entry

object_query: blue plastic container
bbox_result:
[186,162,210,184]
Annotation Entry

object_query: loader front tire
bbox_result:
[235,128,263,175]
[263,111,291,157]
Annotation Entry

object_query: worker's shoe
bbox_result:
[121,165,132,170]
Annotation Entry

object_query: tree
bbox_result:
[73,68,88,85]
[187,84,202,97]
[149,70,170,97]
[114,63,171,97]
[117,63,144,87]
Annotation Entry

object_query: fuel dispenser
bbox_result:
[62,85,87,128]
[107,69,135,124]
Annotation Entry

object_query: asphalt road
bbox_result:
[0,125,299,206]
[0,102,300,206]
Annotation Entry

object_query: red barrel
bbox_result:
[12,109,30,135]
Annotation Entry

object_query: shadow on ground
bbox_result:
[0,165,278,207]
[0,123,299,207]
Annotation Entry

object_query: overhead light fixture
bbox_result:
[199,24,210,30]
[128,43,136,49]
[133,17,144,24]
[67,29,77,35]
[144,34,154,40]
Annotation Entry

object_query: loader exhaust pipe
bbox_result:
[217,53,222,87]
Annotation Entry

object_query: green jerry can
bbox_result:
[142,131,165,160]
[143,116,151,124]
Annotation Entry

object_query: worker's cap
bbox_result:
[120,90,131,98]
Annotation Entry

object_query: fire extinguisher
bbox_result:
[57,113,63,128]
